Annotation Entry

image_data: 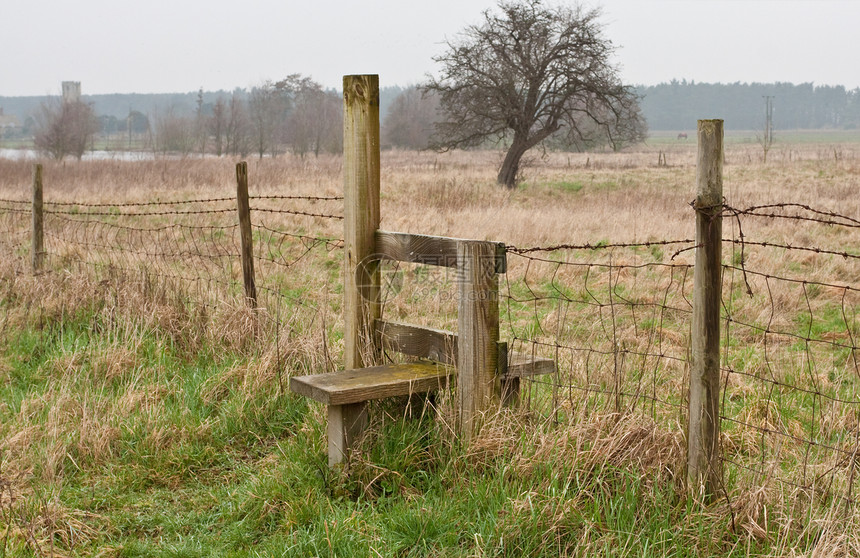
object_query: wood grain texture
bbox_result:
[505,352,556,378]
[328,403,367,466]
[457,240,500,440]
[235,162,257,307]
[290,361,454,406]
[343,75,381,370]
[375,231,506,274]
[376,320,458,365]
[688,119,724,498]
[375,319,553,378]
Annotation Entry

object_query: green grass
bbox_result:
[2,149,859,555]
[0,296,800,557]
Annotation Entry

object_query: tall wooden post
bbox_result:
[31,163,44,273]
[333,74,381,465]
[688,119,724,498]
[457,240,501,440]
[236,161,257,307]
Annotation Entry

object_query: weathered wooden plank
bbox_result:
[500,352,556,407]
[375,231,507,274]
[375,319,458,365]
[505,353,556,378]
[289,361,454,406]
[375,319,553,378]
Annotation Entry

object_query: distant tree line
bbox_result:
[149,76,342,159]
[638,80,860,131]
[17,74,342,160]
[7,79,860,160]
[379,81,860,154]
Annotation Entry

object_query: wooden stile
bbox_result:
[290,361,454,406]
[343,74,381,371]
[290,74,554,467]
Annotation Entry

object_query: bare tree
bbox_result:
[249,79,293,158]
[194,88,207,155]
[34,97,99,160]
[425,0,646,188]
[210,95,227,157]
[152,106,195,155]
[225,91,251,157]
[382,87,440,150]
[287,78,342,157]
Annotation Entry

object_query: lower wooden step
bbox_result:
[289,361,454,406]
[505,352,556,378]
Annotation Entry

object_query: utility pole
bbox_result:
[763,96,774,145]
[128,107,132,150]
[761,95,774,162]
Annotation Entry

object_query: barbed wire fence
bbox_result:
[502,239,695,425]
[0,197,31,277]
[1,154,858,515]
[717,203,859,512]
[501,199,859,512]
[0,163,345,382]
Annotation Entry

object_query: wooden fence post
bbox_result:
[334,74,381,465]
[688,119,724,499]
[235,161,257,307]
[31,163,44,273]
[457,240,501,441]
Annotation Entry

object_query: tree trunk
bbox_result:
[497,139,530,189]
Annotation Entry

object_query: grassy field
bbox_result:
[0,140,858,557]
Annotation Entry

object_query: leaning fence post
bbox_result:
[688,119,724,499]
[31,163,44,273]
[235,161,257,307]
[332,74,381,466]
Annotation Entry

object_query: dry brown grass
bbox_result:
[0,143,858,553]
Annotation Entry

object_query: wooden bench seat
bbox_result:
[289,361,454,406]
[290,319,556,465]
[289,351,554,407]
[289,346,555,465]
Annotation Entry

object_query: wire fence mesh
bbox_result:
[1,174,857,508]
[502,200,859,508]
[0,189,345,376]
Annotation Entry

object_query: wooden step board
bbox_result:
[290,361,454,406]
[376,320,556,379]
[505,352,556,378]
[290,353,555,407]
[500,352,556,407]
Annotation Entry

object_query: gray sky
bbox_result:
[3,0,858,97]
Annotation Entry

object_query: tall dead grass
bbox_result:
[0,142,858,552]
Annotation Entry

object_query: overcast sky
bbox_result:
[3,0,858,97]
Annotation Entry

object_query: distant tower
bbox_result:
[62,81,81,104]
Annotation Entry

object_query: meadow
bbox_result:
[0,137,858,557]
